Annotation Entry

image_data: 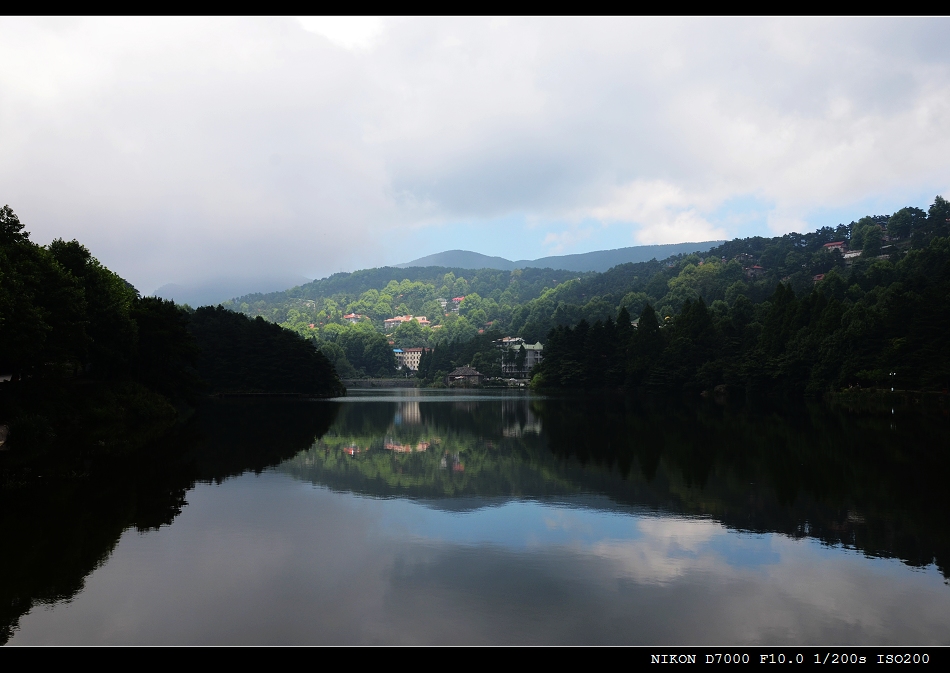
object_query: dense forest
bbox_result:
[535,198,950,395]
[0,206,344,452]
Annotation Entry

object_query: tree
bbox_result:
[515,344,527,377]
[130,296,201,400]
[862,226,883,258]
[928,195,950,238]
[48,238,139,378]
[0,207,86,377]
[392,318,425,348]
[188,306,344,395]
[887,207,927,240]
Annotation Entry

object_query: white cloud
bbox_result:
[297,17,384,51]
[2,17,949,291]
[581,180,729,244]
[542,226,594,253]
[589,517,726,585]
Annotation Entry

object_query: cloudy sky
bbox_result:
[2,17,949,294]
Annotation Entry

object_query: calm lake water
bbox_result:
[3,390,949,645]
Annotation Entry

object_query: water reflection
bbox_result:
[0,399,338,644]
[2,390,949,644]
[287,391,950,581]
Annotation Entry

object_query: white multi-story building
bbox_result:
[494,337,544,376]
[393,346,430,371]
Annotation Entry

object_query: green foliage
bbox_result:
[534,231,950,395]
[47,238,140,378]
[130,296,202,400]
[416,331,504,384]
[0,207,87,378]
[320,322,396,378]
[1,206,345,454]
[888,207,927,240]
[391,317,426,347]
[188,306,345,395]
[228,265,585,335]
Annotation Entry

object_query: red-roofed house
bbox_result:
[384,315,430,330]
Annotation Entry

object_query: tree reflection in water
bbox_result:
[2,391,948,643]
[0,399,340,644]
[287,392,950,577]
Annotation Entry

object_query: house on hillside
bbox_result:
[823,241,847,252]
[343,313,364,324]
[744,265,765,279]
[384,315,430,330]
[843,250,862,265]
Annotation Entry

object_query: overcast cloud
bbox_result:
[2,17,949,294]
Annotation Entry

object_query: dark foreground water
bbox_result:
[3,390,949,645]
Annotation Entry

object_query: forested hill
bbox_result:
[230,197,947,344]
[228,196,950,393]
[227,265,587,330]
[534,198,950,395]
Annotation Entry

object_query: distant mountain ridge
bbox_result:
[396,242,724,273]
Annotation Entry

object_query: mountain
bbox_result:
[396,250,520,270]
[396,242,724,273]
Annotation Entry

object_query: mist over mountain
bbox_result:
[396,242,724,273]
[153,276,311,308]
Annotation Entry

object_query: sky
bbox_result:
[2,17,949,295]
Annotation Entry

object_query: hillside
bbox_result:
[222,196,950,391]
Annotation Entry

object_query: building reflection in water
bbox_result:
[501,398,542,437]
[393,401,421,426]
[384,440,430,453]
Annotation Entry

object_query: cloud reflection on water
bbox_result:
[11,473,949,645]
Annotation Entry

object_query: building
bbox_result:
[744,265,765,279]
[445,366,483,387]
[494,337,544,376]
[384,315,430,330]
[343,313,364,324]
[393,346,429,371]
[446,297,464,314]
[823,241,847,252]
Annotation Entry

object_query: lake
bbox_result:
[3,389,949,645]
